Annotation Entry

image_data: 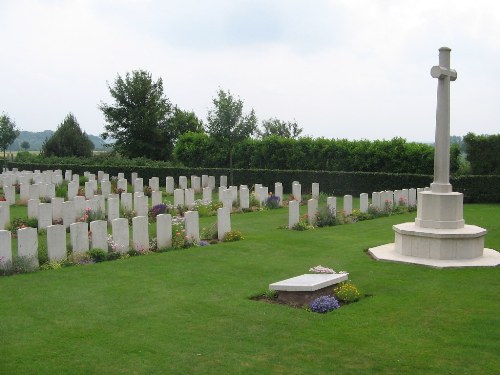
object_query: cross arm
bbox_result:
[431,65,457,81]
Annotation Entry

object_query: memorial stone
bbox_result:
[217,207,231,241]
[156,214,172,249]
[70,222,89,254]
[132,216,149,251]
[343,195,353,215]
[184,211,200,242]
[18,227,39,269]
[47,225,66,261]
[112,218,129,253]
[288,200,300,229]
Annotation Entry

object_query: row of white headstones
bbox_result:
[0,169,427,270]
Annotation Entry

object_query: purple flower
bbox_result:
[309,296,340,313]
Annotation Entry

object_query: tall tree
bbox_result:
[206,89,257,184]
[259,118,303,139]
[40,113,94,157]
[20,141,30,151]
[169,106,204,139]
[99,70,175,160]
[0,112,20,160]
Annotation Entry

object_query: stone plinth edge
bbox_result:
[368,243,500,268]
[269,273,348,292]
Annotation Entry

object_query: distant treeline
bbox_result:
[174,134,461,175]
[9,130,107,151]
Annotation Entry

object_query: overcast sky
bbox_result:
[1,0,499,142]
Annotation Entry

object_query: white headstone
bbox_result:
[19,182,30,202]
[0,230,12,269]
[149,177,160,191]
[179,176,188,190]
[29,184,40,199]
[239,186,249,209]
[107,197,120,223]
[28,199,41,218]
[117,179,127,193]
[18,227,39,269]
[208,176,216,189]
[371,192,381,210]
[220,175,227,188]
[47,225,66,261]
[156,214,172,249]
[67,181,78,200]
[101,180,111,197]
[132,216,149,252]
[73,196,86,219]
[202,187,212,204]
[274,182,283,207]
[173,189,184,207]
[84,181,94,199]
[217,207,231,241]
[184,210,200,243]
[288,200,300,229]
[38,203,53,230]
[312,183,320,199]
[360,193,369,213]
[292,183,301,202]
[343,195,353,215]
[0,203,10,230]
[151,190,162,207]
[121,192,133,212]
[409,188,417,207]
[202,175,208,188]
[327,197,337,217]
[90,220,108,251]
[307,199,318,225]
[134,178,144,193]
[191,176,201,193]
[70,222,89,254]
[165,176,175,194]
[112,218,129,253]
[185,188,195,209]
[62,201,76,228]
[51,197,64,221]
[134,195,149,217]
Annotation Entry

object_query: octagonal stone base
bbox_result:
[394,222,486,260]
[368,222,500,268]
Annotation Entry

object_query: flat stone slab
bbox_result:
[369,243,500,268]
[269,273,348,292]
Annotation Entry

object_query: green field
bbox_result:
[1,203,499,374]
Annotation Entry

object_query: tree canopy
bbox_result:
[0,112,20,159]
[206,88,257,184]
[259,118,303,139]
[99,70,199,160]
[40,113,94,157]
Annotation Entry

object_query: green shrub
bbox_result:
[223,230,244,242]
[87,248,107,263]
[106,251,122,261]
[201,223,218,240]
[334,282,361,303]
[291,215,314,231]
[315,206,337,227]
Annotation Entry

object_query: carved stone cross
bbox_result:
[430,47,457,194]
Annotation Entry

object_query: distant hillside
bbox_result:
[10,131,108,151]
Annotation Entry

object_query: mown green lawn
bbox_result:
[1,203,499,374]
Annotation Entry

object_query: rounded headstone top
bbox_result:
[439,46,451,51]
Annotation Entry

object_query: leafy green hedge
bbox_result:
[464,133,500,175]
[174,133,462,175]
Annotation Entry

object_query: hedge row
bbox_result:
[173,133,462,175]
[8,161,499,203]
